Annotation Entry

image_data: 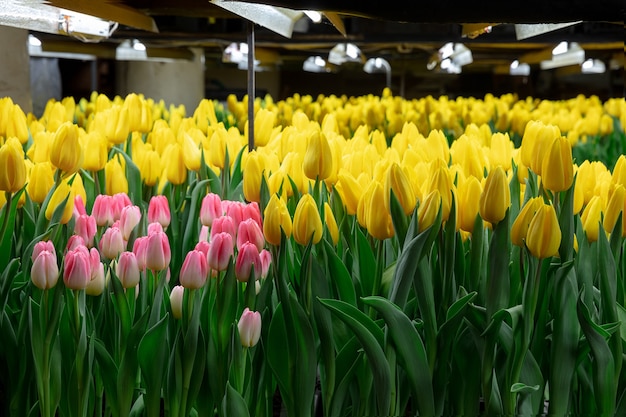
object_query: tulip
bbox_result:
[385,163,417,215]
[541,136,574,193]
[200,193,222,227]
[324,202,340,245]
[194,240,210,257]
[243,202,263,230]
[148,222,164,235]
[293,194,323,245]
[81,131,108,172]
[199,225,210,243]
[604,185,625,236]
[145,230,171,272]
[50,121,83,174]
[32,240,56,263]
[263,195,292,246]
[253,108,275,147]
[243,151,264,203]
[581,196,604,243]
[74,214,97,247]
[235,242,262,283]
[63,246,92,290]
[100,226,126,260]
[211,215,237,242]
[224,201,246,229]
[237,218,265,252]
[132,236,148,271]
[104,105,130,145]
[613,155,626,187]
[119,205,142,241]
[148,195,171,229]
[164,143,187,185]
[27,162,55,204]
[426,162,453,222]
[179,250,208,289]
[336,171,363,215]
[259,249,272,279]
[418,190,441,233]
[0,140,26,193]
[137,149,161,187]
[103,157,129,196]
[526,204,561,259]
[86,261,105,296]
[6,104,29,144]
[45,179,75,224]
[92,195,115,227]
[180,132,202,172]
[238,308,262,347]
[66,235,86,252]
[207,232,234,272]
[31,249,59,290]
[511,197,544,247]
[456,176,482,233]
[303,130,333,181]
[361,181,394,240]
[170,285,185,319]
[479,166,511,225]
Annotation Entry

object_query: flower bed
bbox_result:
[0,91,625,416]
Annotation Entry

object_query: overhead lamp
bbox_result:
[303,56,331,73]
[363,57,392,89]
[540,42,585,70]
[209,0,303,38]
[58,8,117,42]
[328,43,363,65]
[509,60,531,76]
[581,59,606,74]
[115,40,193,62]
[28,34,98,60]
[427,43,472,73]
[304,11,322,23]
[223,42,248,64]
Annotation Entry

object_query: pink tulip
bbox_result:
[237,218,265,252]
[235,242,262,282]
[32,240,56,263]
[112,193,132,221]
[179,250,208,289]
[199,225,209,242]
[194,240,210,257]
[224,201,245,229]
[99,226,126,260]
[73,195,87,218]
[147,222,164,235]
[238,308,262,347]
[132,236,148,271]
[120,205,141,240]
[116,251,140,289]
[169,285,184,319]
[92,195,114,227]
[86,261,105,296]
[200,193,222,227]
[145,230,171,271]
[211,216,236,241]
[260,249,272,279]
[243,202,263,230]
[31,249,59,290]
[74,214,97,247]
[207,232,233,272]
[148,195,171,229]
[63,246,92,290]
[89,247,101,274]
[66,235,86,252]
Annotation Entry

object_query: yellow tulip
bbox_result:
[27,162,55,203]
[123,93,152,133]
[27,131,54,164]
[208,126,227,169]
[362,181,394,240]
[581,196,604,242]
[385,162,416,215]
[105,105,130,145]
[603,185,625,236]
[426,161,453,222]
[138,149,161,187]
[104,156,129,195]
[164,143,187,185]
[45,179,75,224]
[336,171,363,216]
[293,194,324,245]
[50,122,83,175]
[81,131,108,172]
[324,202,339,245]
[263,194,292,245]
[511,197,544,247]
[418,190,441,233]
[526,204,561,259]
[541,136,574,193]
[612,155,626,187]
[6,104,29,144]
[457,176,482,233]
[180,132,202,172]
[253,108,276,147]
[0,141,26,193]
[479,166,511,225]
[489,132,513,171]
[303,130,333,181]
[243,151,264,203]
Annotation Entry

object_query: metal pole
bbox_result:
[247,20,255,152]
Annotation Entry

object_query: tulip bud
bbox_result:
[581,195,604,243]
[180,131,202,172]
[336,171,363,215]
[132,236,148,271]
[426,163,453,222]
[418,190,441,233]
[259,249,272,279]
[194,240,210,257]
[526,204,561,259]
[92,195,115,227]
[243,202,263,230]
[148,195,171,229]
[224,201,245,230]
[179,250,208,289]
[145,230,171,271]
[45,179,75,225]
[104,157,129,196]
[457,177,482,233]
[385,163,416,215]
[541,136,574,193]
[81,131,108,172]
[479,166,511,225]
[511,197,544,247]
[207,232,234,272]
[0,140,26,194]
[164,143,187,185]
[303,130,333,181]
[32,240,56,263]
[138,148,161,187]
[238,308,262,347]
[211,215,237,241]
[63,246,92,290]
[324,202,339,246]
[235,242,262,282]
[50,122,83,174]
[116,251,141,289]
[361,181,394,240]
[119,205,142,241]
[170,285,184,319]
[105,105,130,145]
[293,194,323,245]
[253,108,275,147]
[243,151,264,203]
[86,261,105,296]
[263,194,292,246]
[27,162,55,203]
[237,218,265,252]
[199,225,210,243]
[31,249,59,290]
[200,193,222,227]
[74,214,97,247]
[612,155,626,187]
[99,226,126,260]
[604,185,625,236]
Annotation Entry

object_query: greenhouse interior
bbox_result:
[0,0,625,416]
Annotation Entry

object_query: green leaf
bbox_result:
[510,383,540,394]
[93,338,119,411]
[319,298,390,415]
[266,304,293,410]
[112,147,142,203]
[355,227,376,297]
[558,175,576,261]
[221,382,250,417]
[182,179,210,254]
[363,296,435,417]
[486,210,510,318]
[389,188,409,248]
[0,188,24,271]
[138,315,170,417]
[323,240,357,306]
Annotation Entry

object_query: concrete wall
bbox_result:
[0,26,31,112]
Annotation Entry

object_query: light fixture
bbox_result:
[209,0,303,38]
[581,59,606,74]
[28,34,98,60]
[509,60,531,76]
[427,43,472,73]
[363,57,392,88]
[304,11,322,23]
[540,42,585,70]
[58,8,117,42]
[222,42,248,64]
[328,43,363,65]
[303,56,331,73]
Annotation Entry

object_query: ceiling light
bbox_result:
[552,41,569,55]
[28,35,42,47]
[303,56,331,73]
[328,43,363,65]
[132,40,146,51]
[581,59,606,74]
[540,42,585,70]
[363,57,392,88]
[223,42,248,64]
[304,11,322,23]
[509,60,531,76]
